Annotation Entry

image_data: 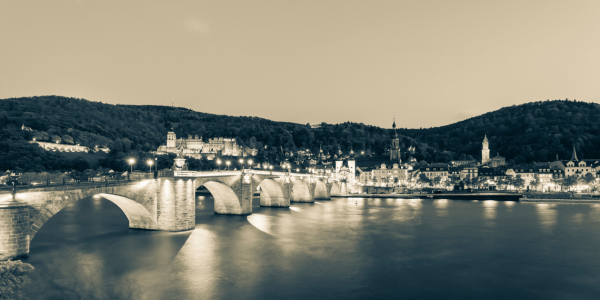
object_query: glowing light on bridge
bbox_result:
[128,158,136,174]
[147,159,154,173]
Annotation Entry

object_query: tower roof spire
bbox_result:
[571,145,578,161]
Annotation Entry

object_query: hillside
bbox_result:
[407,100,600,164]
[1,96,599,172]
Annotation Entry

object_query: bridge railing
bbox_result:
[0,178,149,195]
[168,169,332,180]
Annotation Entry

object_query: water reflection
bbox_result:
[247,213,276,236]
[504,201,516,212]
[22,195,600,300]
[433,199,449,216]
[392,198,422,223]
[196,195,207,210]
[289,206,302,212]
[165,228,219,300]
[483,200,498,221]
[535,203,558,234]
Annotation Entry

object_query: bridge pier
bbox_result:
[0,201,31,260]
[259,179,291,208]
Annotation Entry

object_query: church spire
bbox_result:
[571,145,578,161]
[392,116,398,138]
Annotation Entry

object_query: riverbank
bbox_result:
[520,198,600,203]
[335,192,522,201]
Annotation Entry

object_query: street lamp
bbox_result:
[226,160,231,170]
[127,158,135,180]
[217,159,221,170]
[248,159,253,169]
[239,159,244,169]
[128,158,135,173]
[147,159,153,173]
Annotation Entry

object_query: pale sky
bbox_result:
[1,1,599,128]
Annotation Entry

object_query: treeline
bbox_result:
[1,96,600,172]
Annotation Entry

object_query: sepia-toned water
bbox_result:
[23,196,600,300]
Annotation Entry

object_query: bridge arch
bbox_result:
[257,179,289,207]
[313,181,329,200]
[330,182,341,196]
[291,180,312,202]
[199,181,244,214]
[29,193,157,240]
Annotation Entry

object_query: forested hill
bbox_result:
[1,96,600,172]
[409,100,600,164]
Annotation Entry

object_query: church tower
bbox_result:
[481,135,490,164]
[390,118,401,163]
[571,145,578,161]
[167,130,176,148]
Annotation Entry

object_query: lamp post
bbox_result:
[128,158,135,180]
[217,159,222,171]
[248,159,253,169]
[147,159,153,174]
[239,158,244,169]
[226,161,231,170]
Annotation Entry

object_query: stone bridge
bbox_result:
[0,170,341,260]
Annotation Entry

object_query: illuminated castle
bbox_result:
[156,130,245,159]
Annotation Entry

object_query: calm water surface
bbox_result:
[23,196,600,300]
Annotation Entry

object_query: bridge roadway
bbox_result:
[0,170,345,260]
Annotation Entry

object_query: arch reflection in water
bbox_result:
[166,228,219,300]
[246,213,276,236]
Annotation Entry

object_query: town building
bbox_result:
[421,163,449,182]
[31,140,110,153]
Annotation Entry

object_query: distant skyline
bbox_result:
[1,1,599,129]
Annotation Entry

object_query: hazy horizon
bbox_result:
[2,1,599,128]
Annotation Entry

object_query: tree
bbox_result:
[432,176,441,187]
[551,177,564,192]
[0,260,35,300]
[529,174,541,192]
[463,177,472,189]
[583,173,595,192]
[62,135,74,144]
[513,175,525,191]
[50,135,61,143]
[418,173,431,188]
[563,176,578,192]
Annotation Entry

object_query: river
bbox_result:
[22,196,600,300]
